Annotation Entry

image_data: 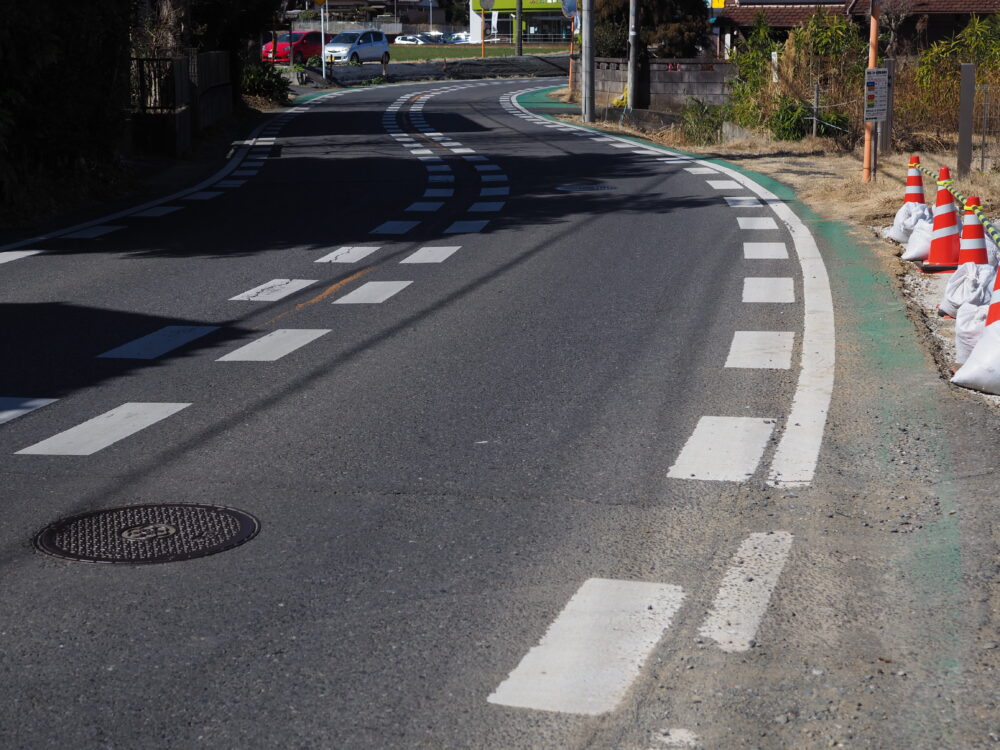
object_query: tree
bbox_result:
[595,0,708,58]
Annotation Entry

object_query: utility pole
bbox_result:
[581,0,594,121]
[862,0,880,182]
[319,0,327,81]
[516,0,523,55]
[626,0,638,109]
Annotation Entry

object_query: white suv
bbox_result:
[324,30,390,65]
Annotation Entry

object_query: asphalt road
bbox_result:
[1,79,997,749]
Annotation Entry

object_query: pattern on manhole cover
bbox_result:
[555,184,617,192]
[34,504,260,564]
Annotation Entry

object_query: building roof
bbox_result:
[846,0,1000,13]
[717,3,847,28]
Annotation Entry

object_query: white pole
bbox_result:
[321,3,327,80]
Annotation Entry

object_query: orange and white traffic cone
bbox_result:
[922,166,960,273]
[987,268,1000,327]
[958,196,990,265]
[904,155,925,204]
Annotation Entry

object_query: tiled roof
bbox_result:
[717,4,847,27]
[846,0,1000,13]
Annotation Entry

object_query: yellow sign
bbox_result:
[314,0,325,5]
[711,0,724,8]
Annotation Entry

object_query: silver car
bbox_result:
[324,30,390,65]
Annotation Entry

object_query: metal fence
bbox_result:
[974,83,1000,173]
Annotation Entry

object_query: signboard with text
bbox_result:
[864,68,888,123]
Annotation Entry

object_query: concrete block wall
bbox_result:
[581,57,735,111]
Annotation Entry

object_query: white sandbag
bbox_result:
[884,202,932,245]
[939,262,996,317]
[955,301,989,364]
[952,322,1000,393]
[901,218,933,261]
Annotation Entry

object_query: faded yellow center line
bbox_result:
[254,265,376,329]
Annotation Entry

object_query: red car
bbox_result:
[261,30,328,64]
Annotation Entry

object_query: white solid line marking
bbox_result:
[610,143,633,149]
[185,191,223,200]
[370,220,419,235]
[487,578,686,716]
[480,187,510,197]
[401,245,461,263]
[469,202,504,212]
[738,217,779,230]
[725,331,795,369]
[445,220,489,234]
[698,532,793,652]
[334,280,412,304]
[725,196,763,208]
[230,279,317,302]
[133,206,183,217]
[315,246,380,263]
[684,167,717,174]
[744,242,788,260]
[217,329,329,362]
[667,416,774,481]
[743,277,795,303]
[658,157,692,163]
[99,325,219,359]
[406,202,444,212]
[64,225,125,239]
[424,188,454,198]
[0,250,43,264]
[16,402,191,456]
[480,175,507,183]
[0,398,57,426]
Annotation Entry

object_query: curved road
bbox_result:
[0,78,995,749]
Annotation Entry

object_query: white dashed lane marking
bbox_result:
[0,250,43,265]
[698,532,793,652]
[315,246,380,263]
[480,187,509,197]
[668,416,775,481]
[742,277,795,303]
[406,202,444,212]
[230,279,317,302]
[445,220,489,234]
[424,189,454,198]
[0,397,57,426]
[217,329,330,362]
[64,225,125,239]
[488,578,686,715]
[133,206,183,217]
[744,242,789,259]
[16,402,191,456]
[725,196,763,208]
[738,217,779,230]
[334,280,412,304]
[684,167,717,175]
[98,325,220,359]
[400,246,461,264]
[725,331,795,369]
[370,221,419,235]
[468,202,504,213]
[480,175,507,183]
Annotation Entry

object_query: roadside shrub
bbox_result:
[767,94,808,140]
[594,22,628,58]
[298,9,319,21]
[242,63,290,102]
[681,97,725,145]
[306,55,322,68]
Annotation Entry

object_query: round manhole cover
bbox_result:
[34,504,260,564]
[555,184,617,192]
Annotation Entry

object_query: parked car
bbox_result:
[324,30,391,64]
[261,30,327,64]
[445,32,471,44]
[393,34,426,45]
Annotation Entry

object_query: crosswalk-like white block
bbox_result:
[99,325,219,360]
[315,246,380,264]
[0,397,57,426]
[488,578,685,715]
[217,329,329,362]
[699,532,793,652]
[334,281,412,304]
[230,279,317,302]
[725,331,794,369]
[742,278,795,304]
[668,416,775,481]
[16,402,191,456]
